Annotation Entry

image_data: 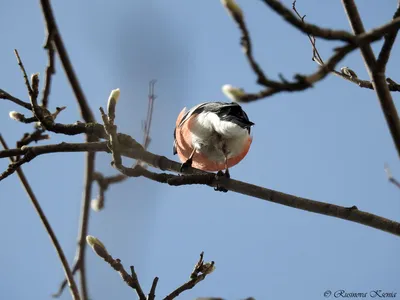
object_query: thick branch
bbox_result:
[376,2,400,72]
[342,0,400,159]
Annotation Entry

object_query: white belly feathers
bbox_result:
[189,112,250,162]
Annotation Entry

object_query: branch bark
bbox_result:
[0,135,80,300]
[341,0,400,159]
[1,139,399,237]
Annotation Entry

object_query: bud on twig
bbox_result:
[86,235,109,259]
[340,67,358,79]
[107,88,120,122]
[91,194,104,212]
[31,73,40,99]
[221,0,244,22]
[222,84,246,102]
[9,111,24,121]
[200,262,216,275]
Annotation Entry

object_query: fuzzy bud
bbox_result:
[91,196,104,212]
[200,262,215,275]
[31,73,40,98]
[107,88,120,122]
[221,0,244,21]
[9,111,24,121]
[222,84,246,102]
[341,67,358,79]
[86,235,109,259]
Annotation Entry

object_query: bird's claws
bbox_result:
[214,170,230,193]
[180,158,193,172]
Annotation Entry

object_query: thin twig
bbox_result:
[13,49,34,98]
[261,0,355,42]
[41,27,56,108]
[86,236,147,300]
[0,135,80,300]
[225,1,400,102]
[148,277,159,300]
[384,164,400,189]
[0,89,32,110]
[164,252,215,300]
[40,0,96,124]
[292,1,400,91]
[91,81,158,211]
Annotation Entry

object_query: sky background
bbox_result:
[0,1,399,299]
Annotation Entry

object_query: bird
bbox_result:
[173,102,254,179]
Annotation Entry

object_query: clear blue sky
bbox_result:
[1,1,399,299]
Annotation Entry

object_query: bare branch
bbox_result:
[13,49,34,98]
[376,2,400,72]
[41,27,56,108]
[164,252,215,300]
[2,138,399,236]
[148,277,159,300]
[0,135,80,300]
[292,1,400,92]
[224,0,400,102]
[86,236,147,300]
[40,0,96,124]
[342,0,400,158]
[0,89,32,110]
[261,0,355,42]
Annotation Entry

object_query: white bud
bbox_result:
[202,262,216,275]
[221,0,243,20]
[107,89,120,106]
[107,88,120,120]
[91,197,103,212]
[341,67,358,79]
[222,84,246,102]
[9,111,24,121]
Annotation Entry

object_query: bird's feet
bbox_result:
[180,158,193,172]
[214,170,230,193]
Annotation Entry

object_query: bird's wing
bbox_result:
[173,128,177,155]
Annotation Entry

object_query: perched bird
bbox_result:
[173,102,254,177]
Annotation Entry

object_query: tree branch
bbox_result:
[2,138,399,237]
[164,252,215,300]
[39,1,99,297]
[0,89,32,110]
[292,1,400,92]
[40,0,95,124]
[0,135,80,300]
[223,0,400,102]
[341,0,400,159]
[376,2,400,72]
[86,236,148,300]
[261,0,356,42]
